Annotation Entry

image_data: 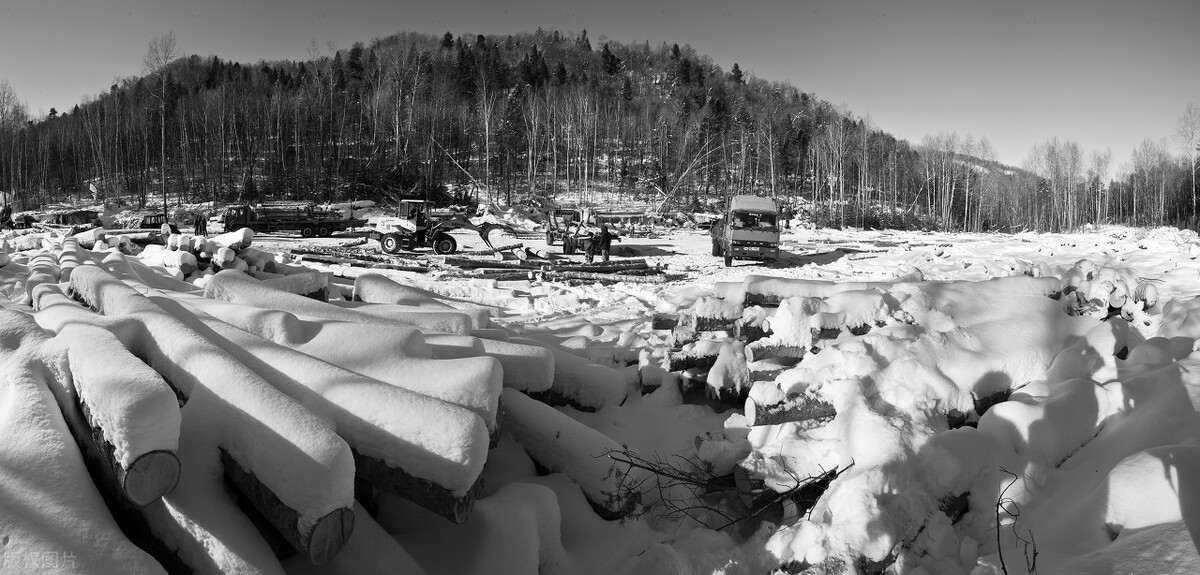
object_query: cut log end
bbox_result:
[305,507,355,566]
[123,449,181,506]
[220,448,354,565]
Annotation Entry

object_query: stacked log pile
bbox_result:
[0,228,653,572]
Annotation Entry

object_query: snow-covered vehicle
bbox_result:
[711,195,780,266]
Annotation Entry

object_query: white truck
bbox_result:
[710,195,781,266]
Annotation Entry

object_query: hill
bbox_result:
[0,29,1160,232]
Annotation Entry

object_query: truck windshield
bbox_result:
[732,211,777,230]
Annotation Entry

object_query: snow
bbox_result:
[500,388,652,518]
[9,222,1200,573]
[0,310,166,575]
[149,292,490,495]
[67,265,356,535]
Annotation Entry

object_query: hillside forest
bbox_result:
[0,30,1198,232]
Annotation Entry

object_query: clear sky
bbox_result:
[2,0,1197,169]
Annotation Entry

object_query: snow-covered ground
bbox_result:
[4,221,1200,574]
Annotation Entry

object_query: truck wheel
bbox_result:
[433,234,457,255]
[301,226,316,238]
[381,233,401,254]
[712,239,721,256]
[724,253,733,267]
[317,226,332,237]
[563,238,575,255]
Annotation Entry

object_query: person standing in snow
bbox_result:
[194,214,207,236]
[598,224,619,262]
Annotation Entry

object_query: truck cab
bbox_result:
[220,204,258,232]
[711,195,780,266]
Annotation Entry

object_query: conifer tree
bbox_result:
[601,43,622,75]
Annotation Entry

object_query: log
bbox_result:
[734,322,770,343]
[650,313,678,330]
[745,394,836,427]
[438,256,539,270]
[294,252,429,273]
[665,350,720,372]
[744,343,808,363]
[549,261,651,273]
[501,389,650,521]
[67,268,357,563]
[18,306,183,504]
[351,449,481,524]
[153,295,495,494]
[552,257,650,269]
[221,449,354,565]
[541,270,674,284]
[459,242,524,256]
[744,292,786,307]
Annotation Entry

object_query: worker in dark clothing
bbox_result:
[598,224,618,262]
[194,214,207,236]
[0,204,11,229]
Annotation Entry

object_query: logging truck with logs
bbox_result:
[711,195,781,266]
[219,202,364,237]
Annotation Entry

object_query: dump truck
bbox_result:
[711,195,780,266]
[219,202,364,236]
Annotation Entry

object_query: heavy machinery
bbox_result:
[711,195,780,266]
[366,199,505,255]
[544,208,584,248]
[219,202,363,236]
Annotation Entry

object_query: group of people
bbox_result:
[580,223,619,263]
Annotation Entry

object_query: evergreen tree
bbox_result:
[730,63,744,85]
[441,32,453,49]
[621,77,634,101]
[554,62,569,86]
[601,43,622,75]
[577,30,591,51]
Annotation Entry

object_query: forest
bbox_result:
[0,29,1197,232]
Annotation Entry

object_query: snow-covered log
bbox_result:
[56,236,84,281]
[65,266,357,565]
[664,348,721,372]
[501,389,650,520]
[744,341,808,363]
[510,336,628,411]
[25,251,61,302]
[259,270,331,300]
[73,226,107,249]
[744,393,837,427]
[327,300,486,332]
[352,273,499,319]
[5,308,182,505]
[0,315,168,574]
[158,294,502,430]
[204,269,476,334]
[212,227,254,250]
[219,448,354,566]
[148,296,491,521]
[650,313,678,330]
[426,334,555,393]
